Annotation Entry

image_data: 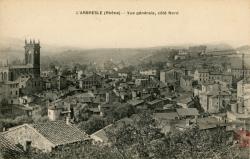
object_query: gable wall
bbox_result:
[2,125,54,152]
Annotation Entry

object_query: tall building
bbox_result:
[237,78,250,112]
[0,39,41,82]
[0,39,42,105]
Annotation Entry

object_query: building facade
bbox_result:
[79,73,104,89]
[0,40,41,82]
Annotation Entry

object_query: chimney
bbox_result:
[66,116,70,125]
[186,119,190,127]
[106,92,110,103]
[194,116,198,124]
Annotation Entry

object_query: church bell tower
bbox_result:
[24,39,41,77]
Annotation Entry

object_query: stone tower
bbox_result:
[24,39,41,77]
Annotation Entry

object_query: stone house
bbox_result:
[180,75,194,91]
[139,69,157,76]
[127,99,144,106]
[199,90,231,113]
[47,99,71,121]
[0,81,19,105]
[176,108,199,119]
[197,81,231,113]
[160,68,183,84]
[147,99,164,110]
[18,77,43,95]
[1,121,90,152]
[43,75,68,90]
[51,75,67,90]
[79,73,104,90]
[194,69,210,83]
[231,68,250,80]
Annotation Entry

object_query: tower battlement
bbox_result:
[24,39,40,68]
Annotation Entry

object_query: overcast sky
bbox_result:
[0,0,249,48]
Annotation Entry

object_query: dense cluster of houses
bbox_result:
[1,42,250,155]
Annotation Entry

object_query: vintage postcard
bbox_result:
[0,0,250,158]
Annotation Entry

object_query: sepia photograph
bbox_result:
[0,0,250,158]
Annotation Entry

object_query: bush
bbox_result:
[78,116,108,134]
[0,116,33,131]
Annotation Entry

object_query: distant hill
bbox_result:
[205,43,234,51]
[237,45,250,50]
[0,37,242,67]
[236,45,250,54]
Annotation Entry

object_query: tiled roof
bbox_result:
[153,112,179,120]
[74,92,95,98]
[196,69,209,73]
[173,93,193,103]
[78,97,92,103]
[176,108,199,117]
[177,97,193,105]
[127,99,144,106]
[163,104,175,109]
[91,117,133,143]
[90,124,112,143]
[197,117,227,130]
[147,99,163,105]
[31,121,89,146]
[0,134,23,153]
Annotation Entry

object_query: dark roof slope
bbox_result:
[176,108,199,117]
[31,121,89,146]
[0,134,23,154]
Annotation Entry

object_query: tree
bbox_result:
[0,116,33,131]
[105,103,136,122]
[78,116,108,134]
[20,142,121,159]
[104,111,239,159]
[162,126,237,159]
[0,98,9,107]
[105,111,164,159]
[5,113,243,159]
